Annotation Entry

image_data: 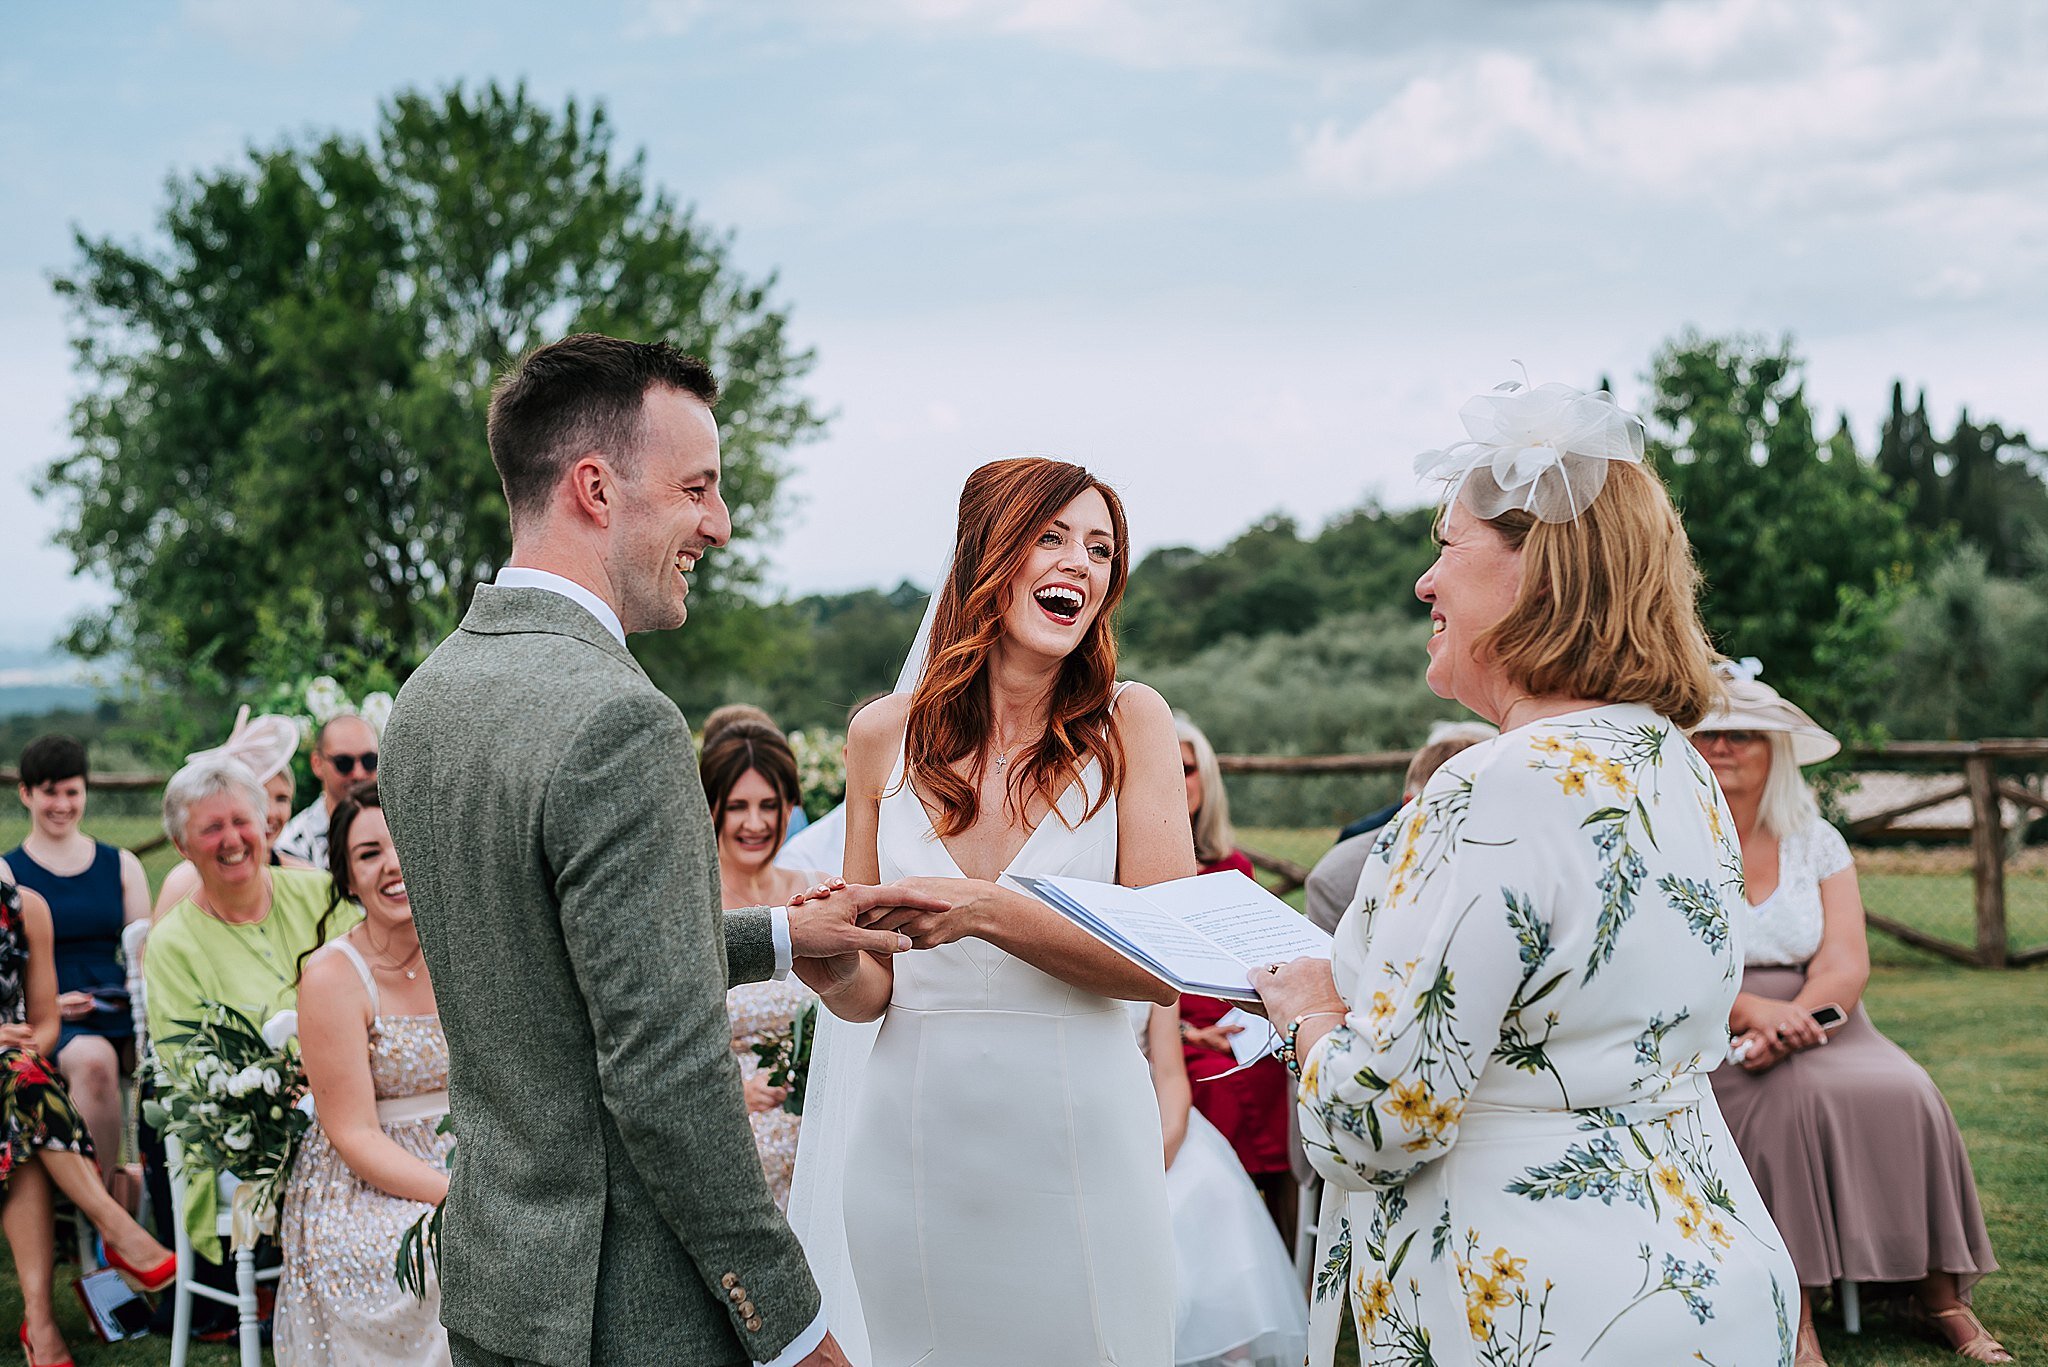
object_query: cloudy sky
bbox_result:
[3,0,2043,659]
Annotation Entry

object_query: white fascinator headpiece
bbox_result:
[185,704,300,784]
[1415,372,1646,523]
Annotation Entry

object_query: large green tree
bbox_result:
[44,83,822,739]
[1649,332,1929,726]
[1875,382,2048,577]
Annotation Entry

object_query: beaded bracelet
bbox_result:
[1278,1010,1347,1078]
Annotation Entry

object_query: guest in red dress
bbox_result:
[1172,714,1296,1246]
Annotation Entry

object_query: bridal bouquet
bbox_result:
[144,1004,311,1243]
[750,1001,819,1115]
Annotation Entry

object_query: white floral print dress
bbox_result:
[1298,704,1796,1367]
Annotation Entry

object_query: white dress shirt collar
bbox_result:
[493,566,627,648]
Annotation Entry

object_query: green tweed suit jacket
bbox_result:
[381,585,822,1366]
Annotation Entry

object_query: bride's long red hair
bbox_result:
[905,458,1130,839]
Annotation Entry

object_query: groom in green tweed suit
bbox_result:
[382,334,942,1367]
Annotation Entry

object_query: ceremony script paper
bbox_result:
[1007,869,1332,1002]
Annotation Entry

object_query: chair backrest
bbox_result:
[120,919,150,1054]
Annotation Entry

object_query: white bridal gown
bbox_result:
[841,734,1176,1366]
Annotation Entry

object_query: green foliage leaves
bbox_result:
[44,81,822,732]
[1649,331,1926,726]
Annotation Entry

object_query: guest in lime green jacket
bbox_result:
[146,757,358,1260]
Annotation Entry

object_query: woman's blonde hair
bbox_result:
[1759,732,1822,840]
[1473,461,1724,729]
[1173,713,1237,867]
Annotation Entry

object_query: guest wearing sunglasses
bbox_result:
[276,715,380,869]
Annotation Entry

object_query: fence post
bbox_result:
[1964,755,2008,967]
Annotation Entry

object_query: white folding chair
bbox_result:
[1838,1280,1863,1334]
[165,1134,279,1367]
[66,921,157,1267]
[1293,1173,1322,1292]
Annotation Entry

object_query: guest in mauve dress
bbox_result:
[700,720,819,1210]
[1696,671,2007,1367]
[1171,714,1296,1244]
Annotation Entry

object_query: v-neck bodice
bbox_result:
[876,742,1120,1014]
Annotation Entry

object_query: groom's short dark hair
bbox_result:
[488,333,719,523]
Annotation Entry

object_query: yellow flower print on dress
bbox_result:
[1358,1275,1394,1328]
[1386,1078,1434,1131]
[1556,768,1589,796]
[1487,1247,1527,1284]
[1653,1162,1688,1202]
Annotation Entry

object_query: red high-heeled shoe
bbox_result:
[18,1324,73,1367]
[103,1242,178,1294]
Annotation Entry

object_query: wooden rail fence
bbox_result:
[1219,740,2048,969]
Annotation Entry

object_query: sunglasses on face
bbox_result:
[326,751,380,776]
[1696,730,1766,747]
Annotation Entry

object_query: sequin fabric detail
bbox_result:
[727,976,815,1210]
[275,1014,453,1366]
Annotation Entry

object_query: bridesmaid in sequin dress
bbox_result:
[276,785,454,1367]
[700,721,820,1209]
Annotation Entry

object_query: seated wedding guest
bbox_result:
[148,757,358,1264]
[276,783,453,1366]
[703,704,810,839]
[701,720,819,1210]
[1171,713,1296,1243]
[1255,381,1794,1365]
[276,713,380,869]
[1697,671,2006,1366]
[0,868,175,1367]
[773,692,889,878]
[1301,721,1497,935]
[1133,999,1307,1367]
[153,707,311,923]
[4,736,151,1183]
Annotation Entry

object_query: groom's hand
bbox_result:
[786,880,949,959]
[795,1331,854,1366]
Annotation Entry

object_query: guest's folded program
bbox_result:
[1694,670,2009,1366]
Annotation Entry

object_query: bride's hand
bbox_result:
[862,876,1002,950]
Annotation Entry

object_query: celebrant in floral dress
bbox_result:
[276,784,454,1366]
[1255,380,1795,1366]
[701,720,819,1209]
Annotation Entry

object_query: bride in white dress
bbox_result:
[791,457,1194,1367]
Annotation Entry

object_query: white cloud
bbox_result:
[180,0,362,64]
[626,0,711,40]
[1297,0,2048,226]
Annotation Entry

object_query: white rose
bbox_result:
[304,676,349,724]
[296,1094,318,1120]
[207,1072,231,1097]
[261,1068,282,1096]
[359,692,393,736]
[260,1011,299,1051]
[222,1129,254,1152]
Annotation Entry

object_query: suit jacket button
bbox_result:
[728,1287,746,1303]
[721,1273,739,1290]
[745,1317,763,1333]
[739,1300,756,1317]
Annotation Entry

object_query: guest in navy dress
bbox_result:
[4,736,151,1182]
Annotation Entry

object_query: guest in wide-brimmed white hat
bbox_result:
[1695,663,2008,1366]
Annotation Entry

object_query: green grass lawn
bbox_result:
[0,819,2038,1364]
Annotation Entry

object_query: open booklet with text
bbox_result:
[1007,869,1332,1003]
